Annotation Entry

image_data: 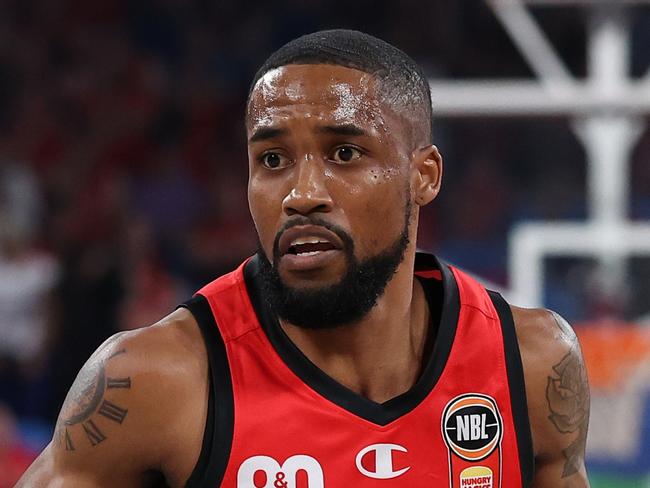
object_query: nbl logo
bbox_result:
[442,394,503,462]
[237,454,324,488]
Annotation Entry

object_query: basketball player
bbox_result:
[17,30,590,487]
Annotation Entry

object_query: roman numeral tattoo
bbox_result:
[107,377,132,389]
[82,419,107,446]
[58,338,132,450]
[98,400,128,424]
[64,428,75,451]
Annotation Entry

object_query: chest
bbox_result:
[219,320,520,488]
[187,256,532,487]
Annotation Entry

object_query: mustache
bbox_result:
[272,216,354,263]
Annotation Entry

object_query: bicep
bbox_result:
[17,332,165,487]
[516,309,591,488]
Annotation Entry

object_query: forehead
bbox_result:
[247,64,387,130]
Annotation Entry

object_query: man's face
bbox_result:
[247,64,416,326]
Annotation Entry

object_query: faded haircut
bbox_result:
[247,29,434,146]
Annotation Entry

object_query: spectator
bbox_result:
[0,163,59,415]
[0,403,37,488]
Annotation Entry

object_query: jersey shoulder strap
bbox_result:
[487,290,535,487]
[446,264,534,487]
[180,294,235,488]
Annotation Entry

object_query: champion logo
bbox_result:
[355,443,411,479]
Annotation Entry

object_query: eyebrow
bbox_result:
[248,123,369,143]
[249,127,288,143]
[317,124,368,137]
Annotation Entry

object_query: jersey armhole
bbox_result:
[180,295,234,488]
[488,291,535,488]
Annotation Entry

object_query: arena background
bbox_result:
[0,1,649,486]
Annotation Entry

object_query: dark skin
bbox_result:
[17,64,590,487]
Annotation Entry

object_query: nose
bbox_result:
[282,158,333,216]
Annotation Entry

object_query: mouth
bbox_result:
[277,225,345,271]
[287,238,337,256]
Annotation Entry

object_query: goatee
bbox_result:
[256,204,411,329]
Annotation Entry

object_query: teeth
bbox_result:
[296,251,320,257]
[290,237,329,246]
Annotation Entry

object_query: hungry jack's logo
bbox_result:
[442,394,503,488]
[460,466,493,488]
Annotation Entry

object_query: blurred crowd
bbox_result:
[0,1,648,483]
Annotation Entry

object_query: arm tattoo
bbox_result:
[63,359,108,426]
[55,345,131,451]
[545,317,590,478]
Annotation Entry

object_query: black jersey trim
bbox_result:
[488,291,535,488]
[181,295,234,488]
[243,251,460,426]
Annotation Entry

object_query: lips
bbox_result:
[277,225,344,257]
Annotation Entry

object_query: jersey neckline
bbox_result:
[242,251,461,426]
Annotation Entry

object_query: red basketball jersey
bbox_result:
[182,253,533,488]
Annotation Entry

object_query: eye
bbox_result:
[331,146,362,164]
[260,152,290,169]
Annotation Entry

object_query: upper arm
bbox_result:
[16,311,208,487]
[16,332,162,487]
[513,307,591,488]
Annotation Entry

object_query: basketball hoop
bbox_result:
[492,0,650,5]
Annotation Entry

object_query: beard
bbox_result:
[255,200,411,330]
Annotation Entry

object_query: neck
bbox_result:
[279,248,432,404]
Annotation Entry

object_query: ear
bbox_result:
[411,145,443,206]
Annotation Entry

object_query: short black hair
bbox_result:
[248,29,434,145]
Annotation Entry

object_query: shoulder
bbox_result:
[510,306,578,358]
[61,306,208,430]
[25,307,209,486]
[509,305,591,485]
[510,306,587,430]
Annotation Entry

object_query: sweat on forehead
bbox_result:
[247,65,384,125]
[246,29,434,145]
